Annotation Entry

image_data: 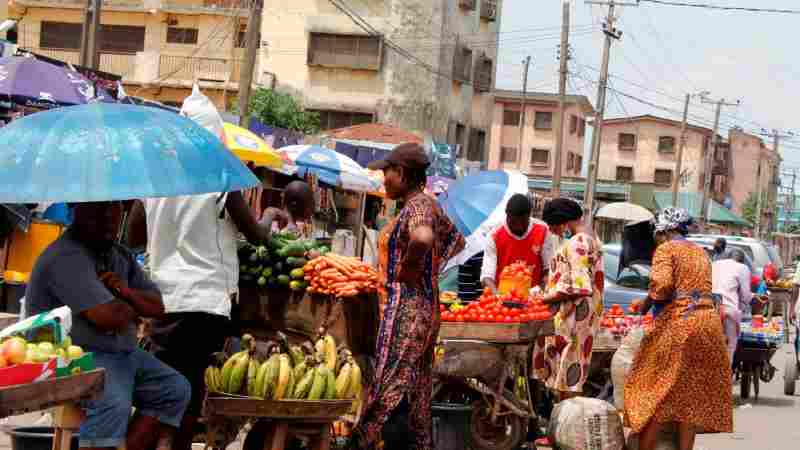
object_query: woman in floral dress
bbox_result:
[532,198,604,445]
[353,143,465,450]
[624,208,732,450]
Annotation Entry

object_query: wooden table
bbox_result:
[438,319,555,344]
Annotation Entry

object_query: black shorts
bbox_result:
[150,312,232,416]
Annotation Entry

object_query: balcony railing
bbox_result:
[13,0,148,9]
[158,54,242,83]
[18,47,136,78]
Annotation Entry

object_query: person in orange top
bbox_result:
[481,194,554,294]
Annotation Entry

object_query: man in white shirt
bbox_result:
[712,248,752,363]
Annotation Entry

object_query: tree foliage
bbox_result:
[742,191,773,225]
[247,88,320,134]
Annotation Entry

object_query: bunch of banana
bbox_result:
[314,328,337,371]
[204,366,223,393]
[333,355,362,400]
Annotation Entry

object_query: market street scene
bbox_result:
[0,0,798,450]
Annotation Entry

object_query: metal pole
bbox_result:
[671,93,690,207]
[700,100,722,225]
[517,56,531,170]
[552,0,570,197]
[237,0,264,126]
[755,153,764,239]
[584,3,618,224]
[79,0,101,69]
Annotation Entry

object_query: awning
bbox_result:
[653,192,749,226]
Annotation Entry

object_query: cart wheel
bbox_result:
[469,400,524,450]
[753,365,761,401]
[740,369,751,400]
[785,355,798,396]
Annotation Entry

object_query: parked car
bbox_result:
[602,243,650,310]
[687,234,782,278]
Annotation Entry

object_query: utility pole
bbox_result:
[699,95,739,227]
[583,0,636,224]
[79,0,102,69]
[237,0,264,127]
[516,56,531,170]
[756,129,791,239]
[552,0,570,197]
[671,93,691,207]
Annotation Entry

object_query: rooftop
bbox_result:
[493,90,595,115]
[602,114,715,136]
[322,123,422,145]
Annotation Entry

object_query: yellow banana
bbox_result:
[246,359,259,397]
[347,359,362,399]
[272,354,292,399]
[323,335,337,371]
[335,363,352,399]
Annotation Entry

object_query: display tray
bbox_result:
[438,319,554,343]
[205,395,352,421]
[0,368,105,418]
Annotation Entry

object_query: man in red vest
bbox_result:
[481,194,553,294]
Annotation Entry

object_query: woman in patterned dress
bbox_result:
[624,208,733,450]
[532,198,604,446]
[353,143,465,450]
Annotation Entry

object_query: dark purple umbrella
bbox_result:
[0,56,114,109]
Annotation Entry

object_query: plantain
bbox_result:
[228,352,250,394]
[205,366,219,393]
[322,334,337,371]
[307,366,327,400]
[335,348,352,374]
[285,367,296,401]
[220,351,247,393]
[347,358,362,399]
[260,353,281,399]
[323,366,337,399]
[292,357,309,386]
[272,354,292,399]
[246,359,259,397]
[294,366,316,399]
[334,362,353,399]
[289,345,305,367]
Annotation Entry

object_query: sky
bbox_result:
[495,0,800,174]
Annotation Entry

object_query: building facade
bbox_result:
[728,128,780,217]
[6,0,253,108]
[260,0,501,160]
[487,90,594,177]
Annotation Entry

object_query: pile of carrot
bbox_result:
[303,253,380,298]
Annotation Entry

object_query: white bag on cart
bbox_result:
[180,84,225,142]
[547,397,625,450]
[611,326,646,409]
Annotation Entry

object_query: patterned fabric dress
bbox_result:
[532,233,604,392]
[354,192,464,450]
[624,239,733,434]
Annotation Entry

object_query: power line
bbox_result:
[639,0,800,14]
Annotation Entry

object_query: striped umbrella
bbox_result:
[277,145,380,192]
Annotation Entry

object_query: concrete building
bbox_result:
[728,128,781,217]
[487,90,594,177]
[260,0,501,162]
[6,0,253,109]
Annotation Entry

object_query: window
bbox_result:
[530,148,550,167]
[467,129,486,162]
[503,109,520,126]
[308,33,382,71]
[618,133,636,151]
[566,152,575,170]
[166,27,198,45]
[452,45,473,82]
[459,0,476,11]
[455,123,466,148]
[235,23,261,49]
[99,25,146,53]
[534,111,553,130]
[311,110,373,130]
[500,146,517,163]
[575,155,583,173]
[569,115,578,134]
[40,22,82,50]
[473,56,493,93]
[616,166,634,181]
[578,118,586,137]
[658,136,676,153]
[654,169,673,185]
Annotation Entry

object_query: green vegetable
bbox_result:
[302,240,316,251]
[268,236,290,250]
[283,242,308,258]
[276,247,289,258]
[261,267,273,278]
[275,231,299,241]
[257,277,267,286]
[318,246,330,255]
[289,280,307,292]
[277,275,291,286]
[290,268,305,280]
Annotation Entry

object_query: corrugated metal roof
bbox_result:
[653,192,749,226]
[527,178,629,196]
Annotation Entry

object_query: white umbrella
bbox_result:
[595,202,654,224]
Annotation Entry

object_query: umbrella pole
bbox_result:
[355,192,366,258]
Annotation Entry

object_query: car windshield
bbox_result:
[603,248,620,281]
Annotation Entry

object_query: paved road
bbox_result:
[697,342,800,450]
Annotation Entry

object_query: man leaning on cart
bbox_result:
[25,201,191,450]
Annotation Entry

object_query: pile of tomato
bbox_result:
[440,288,553,323]
[500,261,533,279]
[600,303,653,336]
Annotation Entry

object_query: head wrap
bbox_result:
[542,198,583,226]
[654,207,692,235]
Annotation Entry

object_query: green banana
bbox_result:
[228,352,250,394]
[307,367,327,400]
[294,366,316,399]
[289,345,305,367]
[261,354,280,399]
[246,359,259,397]
[323,366,337,399]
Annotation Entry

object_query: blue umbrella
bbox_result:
[278,145,380,192]
[0,103,259,203]
[0,56,114,108]
[439,170,530,270]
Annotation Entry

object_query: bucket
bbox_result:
[431,402,472,450]
[7,427,79,450]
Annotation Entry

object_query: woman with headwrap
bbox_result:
[531,198,604,446]
[624,208,732,450]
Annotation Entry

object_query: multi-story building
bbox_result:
[6,0,254,109]
[596,115,717,192]
[260,0,501,160]
[487,90,594,177]
[728,128,781,216]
